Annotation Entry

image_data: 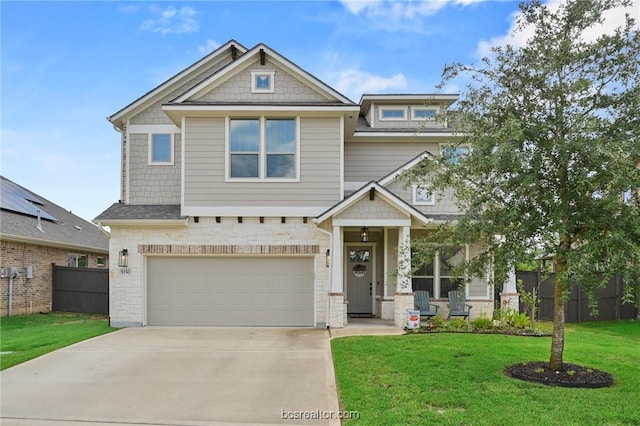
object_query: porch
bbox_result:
[316,182,496,329]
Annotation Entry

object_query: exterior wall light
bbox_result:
[360,227,369,242]
[326,249,331,268]
[118,249,129,267]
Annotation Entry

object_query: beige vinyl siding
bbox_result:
[184,117,341,207]
[344,142,439,182]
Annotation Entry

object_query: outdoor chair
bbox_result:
[414,290,439,318]
[447,290,472,320]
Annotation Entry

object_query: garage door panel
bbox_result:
[147,257,314,326]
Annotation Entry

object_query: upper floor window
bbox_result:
[149,133,173,165]
[412,107,437,120]
[251,71,275,93]
[379,107,407,121]
[228,117,298,180]
[440,144,470,165]
[412,185,435,205]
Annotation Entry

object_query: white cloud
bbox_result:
[198,39,221,55]
[340,0,486,19]
[475,0,639,58]
[330,68,408,101]
[140,5,199,35]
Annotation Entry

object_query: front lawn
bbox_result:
[331,321,640,425]
[1,312,116,370]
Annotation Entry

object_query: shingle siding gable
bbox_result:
[194,59,331,103]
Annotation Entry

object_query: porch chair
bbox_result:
[447,290,472,321]
[414,290,439,318]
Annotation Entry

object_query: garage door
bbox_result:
[147,257,314,326]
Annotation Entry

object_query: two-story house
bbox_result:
[94,40,494,328]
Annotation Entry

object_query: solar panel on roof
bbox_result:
[0,178,58,222]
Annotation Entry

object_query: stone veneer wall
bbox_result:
[0,240,107,316]
[108,217,330,327]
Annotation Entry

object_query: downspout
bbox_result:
[314,222,333,331]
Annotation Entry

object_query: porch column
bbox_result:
[329,225,345,327]
[500,264,520,311]
[394,226,413,327]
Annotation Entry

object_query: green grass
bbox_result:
[1,312,116,370]
[331,320,640,425]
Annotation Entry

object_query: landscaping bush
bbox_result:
[448,318,470,331]
[472,317,494,330]
[426,315,447,330]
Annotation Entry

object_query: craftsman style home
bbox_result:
[95,40,495,328]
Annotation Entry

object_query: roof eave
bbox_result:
[107,40,248,129]
[0,233,109,254]
[93,218,189,227]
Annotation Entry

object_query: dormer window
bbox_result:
[379,107,407,121]
[412,107,437,120]
[251,71,275,93]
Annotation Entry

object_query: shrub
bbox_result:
[495,308,531,329]
[448,318,470,331]
[472,317,494,331]
[427,315,447,330]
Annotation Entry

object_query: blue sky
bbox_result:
[1,0,636,222]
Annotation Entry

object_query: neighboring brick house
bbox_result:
[0,176,109,316]
[95,40,496,328]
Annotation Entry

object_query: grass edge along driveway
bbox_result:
[331,321,640,426]
[1,312,116,370]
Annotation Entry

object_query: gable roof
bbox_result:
[0,176,109,253]
[316,181,433,226]
[172,43,355,105]
[378,150,436,186]
[107,40,248,129]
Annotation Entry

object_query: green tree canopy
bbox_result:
[409,0,640,370]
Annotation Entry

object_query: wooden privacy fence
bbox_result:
[52,264,108,314]
[516,271,636,322]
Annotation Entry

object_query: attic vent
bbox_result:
[74,225,83,230]
[259,48,266,65]
[231,44,238,60]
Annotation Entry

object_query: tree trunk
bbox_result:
[549,276,566,370]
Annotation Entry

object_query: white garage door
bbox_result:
[147,257,314,326]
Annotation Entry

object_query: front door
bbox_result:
[346,245,373,315]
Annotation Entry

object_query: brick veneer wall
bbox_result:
[0,240,107,316]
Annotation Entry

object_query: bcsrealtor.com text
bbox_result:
[281,409,360,420]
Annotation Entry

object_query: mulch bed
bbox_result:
[505,361,614,388]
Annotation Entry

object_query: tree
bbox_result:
[410,0,640,371]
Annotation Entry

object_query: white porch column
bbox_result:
[500,264,520,311]
[394,226,413,327]
[329,225,345,327]
[396,226,411,292]
[331,226,343,293]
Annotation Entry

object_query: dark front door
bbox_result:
[346,245,373,314]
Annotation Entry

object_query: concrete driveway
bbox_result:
[1,327,341,426]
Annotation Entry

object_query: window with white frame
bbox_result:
[412,185,435,205]
[412,246,465,298]
[228,117,297,180]
[412,107,437,120]
[149,133,173,164]
[379,107,407,120]
[251,71,275,93]
[68,254,88,268]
